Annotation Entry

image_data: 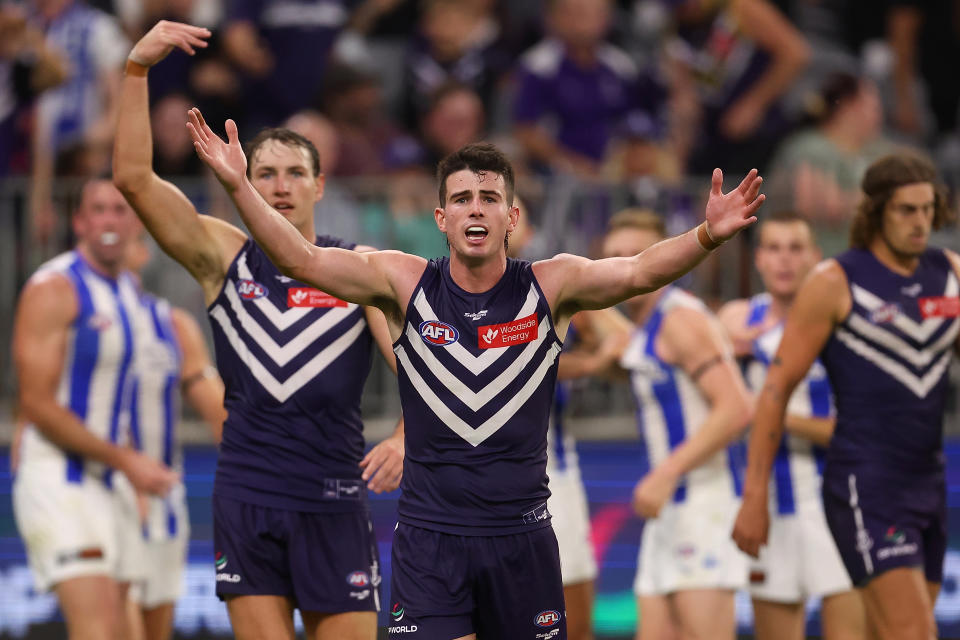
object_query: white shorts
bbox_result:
[749,497,852,603]
[13,469,143,592]
[548,469,597,586]
[114,476,189,608]
[634,486,747,596]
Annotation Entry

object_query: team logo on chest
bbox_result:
[478,313,538,349]
[419,320,459,346]
[236,279,268,300]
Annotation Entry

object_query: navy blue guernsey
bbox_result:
[209,236,374,512]
[394,257,563,535]
[821,248,958,477]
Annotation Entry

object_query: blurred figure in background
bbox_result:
[718,211,865,640]
[419,82,486,171]
[512,0,662,178]
[666,0,810,177]
[603,210,752,640]
[399,0,507,131]
[766,72,901,235]
[120,228,227,640]
[28,0,130,246]
[12,178,178,640]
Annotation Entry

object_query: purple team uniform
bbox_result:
[208,236,381,612]
[389,257,566,639]
[820,248,958,586]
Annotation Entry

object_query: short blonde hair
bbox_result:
[606,208,666,239]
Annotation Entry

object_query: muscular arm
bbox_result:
[14,275,176,494]
[733,260,848,555]
[633,307,753,517]
[171,308,226,445]
[538,169,764,323]
[187,110,423,328]
[113,22,245,302]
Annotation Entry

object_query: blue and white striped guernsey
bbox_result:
[394,257,563,535]
[620,287,742,503]
[744,293,833,514]
[128,293,186,541]
[208,236,374,512]
[822,248,958,475]
[18,250,138,484]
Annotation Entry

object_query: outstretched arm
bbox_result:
[187,108,421,316]
[732,261,847,556]
[171,308,226,445]
[540,169,764,321]
[113,21,245,301]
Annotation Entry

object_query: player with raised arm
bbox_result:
[186,105,763,639]
[733,154,958,640]
[113,21,404,640]
[597,210,752,640]
[718,211,864,640]
[12,179,179,640]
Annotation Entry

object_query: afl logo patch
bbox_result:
[237,279,268,300]
[419,320,459,346]
[346,571,369,587]
[535,610,561,627]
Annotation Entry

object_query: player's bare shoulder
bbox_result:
[16,270,78,324]
[717,298,751,333]
[531,253,590,304]
[797,258,851,323]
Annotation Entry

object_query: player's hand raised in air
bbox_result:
[704,168,765,243]
[128,20,210,67]
[187,108,247,193]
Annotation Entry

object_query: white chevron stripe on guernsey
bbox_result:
[835,327,953,398]
[396,342,562,446]
[851,273,958,342]
[237,252,311,331]
[210,305,366,402]
[224,279,359,366]
[846,313,959,368]
[412,284,540,375]
[405,316,552,410]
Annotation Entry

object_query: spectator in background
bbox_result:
[151,92,205,177]
[886,0,960,141]
[322,62,401,177]
[0,3,67,177]
[667,0,810,177]
[512,0,663,178]
[765,72,901,255]
[399,0,507,131]
[28,0,130,245]
[419,82,486,171]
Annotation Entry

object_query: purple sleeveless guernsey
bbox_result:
[394,257,563,535]
[208,237,373,512]
[821,248,958,478]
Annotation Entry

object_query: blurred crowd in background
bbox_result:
[2,0,959,309]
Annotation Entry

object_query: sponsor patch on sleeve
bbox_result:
[477,313,538,349]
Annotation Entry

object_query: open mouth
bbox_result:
[100,231,119,246]
[465,226,488,242]
[274,202,294,212]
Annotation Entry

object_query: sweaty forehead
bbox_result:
[251,140,312,172]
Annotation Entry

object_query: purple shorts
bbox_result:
[388,523,566,639]
[822,469,946,587]
[212,495,381,613]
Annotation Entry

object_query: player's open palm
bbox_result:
[187,108,247,192]
[704,168,765,243]
[129,20,210,67]
[731,492,769,558]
